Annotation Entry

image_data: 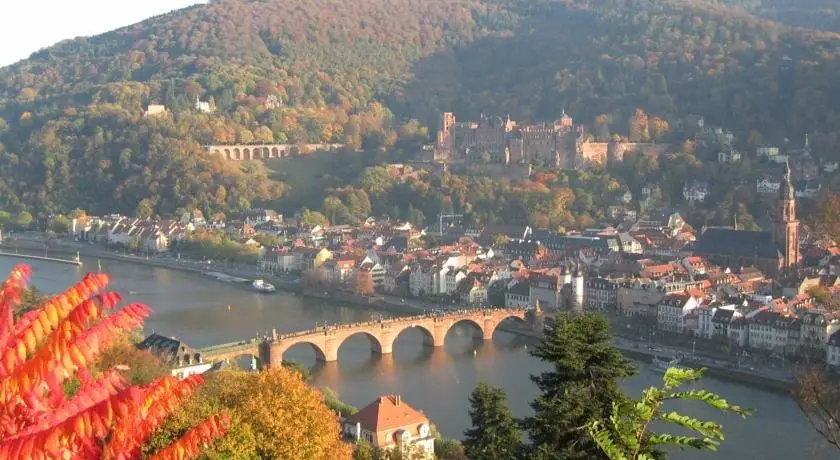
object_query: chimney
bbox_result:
[395,394,401,406]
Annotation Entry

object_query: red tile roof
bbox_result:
[346,394,428,433]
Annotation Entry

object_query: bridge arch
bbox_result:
[389,322,437,351]
[224,148,231,160]
[243,148,251,160]
[488,314,528,338]
[443,318,486,342]
[233,148,241,160]
[263,147,271,158]
[337,331,385,356]
[279,340,327,363]
[271,147,279,158]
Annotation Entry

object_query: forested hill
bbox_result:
[713,0,840,32]
[2,0,840,217]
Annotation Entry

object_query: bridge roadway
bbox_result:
[199,308,531,366]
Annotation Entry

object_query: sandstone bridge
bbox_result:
[198,308,532,367]
[205,143,344,161]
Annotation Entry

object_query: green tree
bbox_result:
[523,312,636,459]
[135,198,155,219]
[359,166,392,196]
[300,207,330,227]
[589,368,751,460]
[49,214,71,234]
[15,211,33,229]
[463,383,522,460]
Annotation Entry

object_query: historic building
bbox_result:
[434,111,667,170]
[693,163,800,274]
[435,111,581,167]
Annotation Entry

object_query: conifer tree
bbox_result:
[523,312,636,459]
[463,382,522,460]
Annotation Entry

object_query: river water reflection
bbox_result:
[2,258,836,459]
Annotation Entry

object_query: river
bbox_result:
[1,257,836,459]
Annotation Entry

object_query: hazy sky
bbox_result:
[0,0,204,67]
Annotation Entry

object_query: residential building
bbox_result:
[748,310,798,354]
[617,281,666,317]
[682,181,710,202]
[505,281,531,308]
[828,331,840,368]
[144,104,166,117]
[261,248,296,273]
[756,177,782,195]
[445,268,467,296]
[359,262,386,290]
[756,146,780,158]
[657,294,699,333]
[799,310,828,354]
[529,273,563,309]
[585,277,619,312]
[344,394,434,458]
[794,181,821,199]
[717,149,742,164]
[139,334,213,380]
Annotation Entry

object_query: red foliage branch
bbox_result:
[0,264,228,458]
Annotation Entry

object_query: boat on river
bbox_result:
[650,356,686,373]
[251,279,276,293]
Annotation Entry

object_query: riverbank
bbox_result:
[4,238,795,393]
[0,238,303,293]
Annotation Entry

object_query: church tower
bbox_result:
[773,162,799,270]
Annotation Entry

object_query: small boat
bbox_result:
[650,356,686,373]
[251,279,276,293]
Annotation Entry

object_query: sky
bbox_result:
[0,0,204,67]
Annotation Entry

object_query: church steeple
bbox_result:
[780,160,795,201]
[774,160,799,271]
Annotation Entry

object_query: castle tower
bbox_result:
[572,267,585,313]
[773,162,800,270]
[558,108,573,128]
[436,112,456,160]
[561,265,571,286]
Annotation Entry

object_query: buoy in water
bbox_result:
[227,305,232,311]
[473,349,477,356]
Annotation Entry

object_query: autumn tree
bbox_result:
[812,191,840,243]
[0,264,228,457]
[354,270,375,296]
[149,368,353,459]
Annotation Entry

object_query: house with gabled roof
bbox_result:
[344,394,434,458]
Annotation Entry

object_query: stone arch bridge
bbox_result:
[205,143,344,161]
[199,308,532,367]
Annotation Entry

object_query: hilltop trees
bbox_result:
[0,264,228,457]
[523,312,636,459]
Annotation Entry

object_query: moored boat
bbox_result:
[252,279,276,293]
[650,355,686,372]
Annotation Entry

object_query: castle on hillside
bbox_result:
[433,112,666,170]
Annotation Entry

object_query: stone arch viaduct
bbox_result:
[199,308,531,367]
[205,143,344,161]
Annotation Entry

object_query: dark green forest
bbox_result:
[1,0,839,218]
